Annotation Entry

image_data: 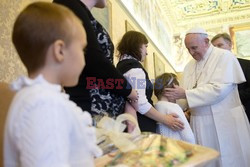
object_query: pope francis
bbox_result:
[165,27,250,167]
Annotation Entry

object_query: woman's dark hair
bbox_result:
[117,31,148,61]
[154,73,179,100]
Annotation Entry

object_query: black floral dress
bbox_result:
[88,9,125,119]
[53,0,130,124]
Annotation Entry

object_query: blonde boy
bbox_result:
[4,2,102,167]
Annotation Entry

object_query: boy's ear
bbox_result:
[53,40,65,62]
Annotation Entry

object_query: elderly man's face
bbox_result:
[212,37,232,51]
[185,34,209,61]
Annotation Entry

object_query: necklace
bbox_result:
[193,47,213,88]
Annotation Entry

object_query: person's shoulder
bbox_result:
[117,59,143,72]
[155,101,175,108]
[118,59,141,65]
[161,101,182,110]
[53,0,88,18]
[184,59,196,70]
[213,46,234,57]
[14,84,66,110]
[237,58,250,71]
[213,47,237,62]
[237,58,250,63]
[155,101,183,114]
[7,85,66,125]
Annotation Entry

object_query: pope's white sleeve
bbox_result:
[186,83,235,108]
[123,68,152,114]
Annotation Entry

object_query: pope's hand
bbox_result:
[164,84,186,100]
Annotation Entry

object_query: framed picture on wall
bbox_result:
[91,0,112,38]
[230,25,250,59]
[125,20,134,32]
[153,52,165,78]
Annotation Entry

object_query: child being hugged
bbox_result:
[4,2,102,167]
[154,73,195,144]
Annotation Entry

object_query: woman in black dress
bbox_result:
[53,0,138,124]
[116,31,184,132]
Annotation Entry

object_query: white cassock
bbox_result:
[180,45,250,167]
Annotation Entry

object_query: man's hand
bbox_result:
[164,85,186,101]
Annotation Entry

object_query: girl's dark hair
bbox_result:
[117,31,148,61]
[154,73,179,100]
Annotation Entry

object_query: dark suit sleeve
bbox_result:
[238,84,250,103]
[53,0,131,97]
[238,59,250,104]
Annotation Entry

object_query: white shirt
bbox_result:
[155,101,195,144]
[121,55,152,115]
[4,75,102,167]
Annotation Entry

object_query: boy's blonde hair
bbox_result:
[12,2,82,73]
[154,73,179,100]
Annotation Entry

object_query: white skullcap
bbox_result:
[186,27,208,35]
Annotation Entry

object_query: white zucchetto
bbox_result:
[186,27,208,35]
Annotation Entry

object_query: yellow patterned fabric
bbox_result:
[0,0,50,83]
